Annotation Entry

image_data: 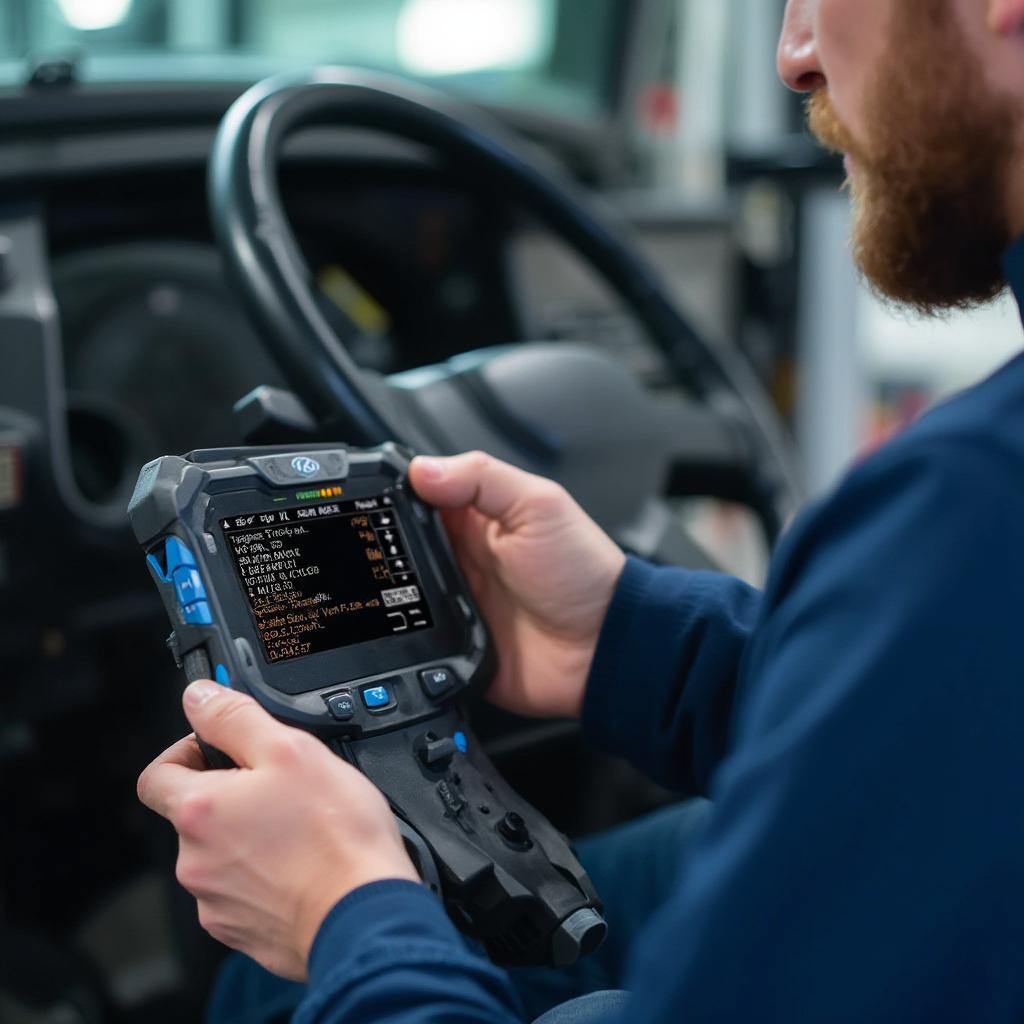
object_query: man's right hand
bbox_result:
[409,452,626,720]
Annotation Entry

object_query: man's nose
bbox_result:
[777,0,825,92]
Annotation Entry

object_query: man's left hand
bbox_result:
[137,679,419,981]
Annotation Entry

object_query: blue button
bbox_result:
[165,536,197,574]
[172,566,206,607]
[453,730,468,754]
[361,685,391,710]
[214,664,231,687]
[182,601,212,625]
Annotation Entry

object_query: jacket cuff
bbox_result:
[582,557,671,756]
[307,879,455,988]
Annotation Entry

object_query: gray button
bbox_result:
[327,690,355,720]
[419,666,456,699]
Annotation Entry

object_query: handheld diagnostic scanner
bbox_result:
[128,443,605,968]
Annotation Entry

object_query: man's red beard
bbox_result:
[806,5,1017,315]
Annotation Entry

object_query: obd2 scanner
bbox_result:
[128,443,606,967]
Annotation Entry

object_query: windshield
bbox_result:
[0,0,621,118]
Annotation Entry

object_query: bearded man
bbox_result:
[137,1,1024,1021]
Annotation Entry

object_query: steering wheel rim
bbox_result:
[209,67,801,543]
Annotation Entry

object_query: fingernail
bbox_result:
[184,679,220,709]
[415,456,446,481]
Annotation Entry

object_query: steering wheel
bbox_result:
[208,68,802,567]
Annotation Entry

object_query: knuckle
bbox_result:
[177,856,217,899]
[174,791,214,837]
[268,730,314,767]
[466,449,493,473]
[197,905,234,948]
[175,855,201,894]
[531,478,570,516]
[196,903,218,935]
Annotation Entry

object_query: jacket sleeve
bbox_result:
[294,880,525,1024]
[582,557,763,793]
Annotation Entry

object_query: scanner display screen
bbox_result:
[221,494,433,663]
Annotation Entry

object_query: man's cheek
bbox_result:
[818,0,887,51]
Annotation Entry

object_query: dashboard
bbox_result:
[43,162,527,506]
[25,168,736,523]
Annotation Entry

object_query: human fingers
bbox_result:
[137,738,212,821]
[439,505,494,581]
[410,452,562,529]
[143,732,208,776]
[181,680,317,769]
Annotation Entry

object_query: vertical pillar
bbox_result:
[670,0,729,200]
[167,0,230,49]
[727,0,789,149]
[796,189,868,495]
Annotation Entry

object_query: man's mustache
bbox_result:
[807,91,864,164]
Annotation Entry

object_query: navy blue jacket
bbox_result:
[294,241,1024,1022]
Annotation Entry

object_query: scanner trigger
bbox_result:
[415,732,458,770]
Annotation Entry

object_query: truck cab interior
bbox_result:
[0,2,826,1020]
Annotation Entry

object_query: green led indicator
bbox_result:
[294,485,344,501]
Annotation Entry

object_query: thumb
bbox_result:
[182,679,289,769]
[410,451,545,528]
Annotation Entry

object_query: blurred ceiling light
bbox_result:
[56,0,133,31]
[398,0,544,75]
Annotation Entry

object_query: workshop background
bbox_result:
[5,0,1014,491]
[1,2,1017,1021]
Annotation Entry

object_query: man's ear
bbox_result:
[989,0,1024,36]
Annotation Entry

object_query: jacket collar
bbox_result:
[1002,235,1024,309]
